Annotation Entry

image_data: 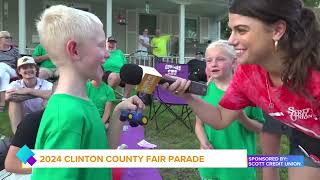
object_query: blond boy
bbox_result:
[32,5,144,180]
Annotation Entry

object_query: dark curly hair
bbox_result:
[229,0,320,95]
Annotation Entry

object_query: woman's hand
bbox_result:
[160,75,192,99]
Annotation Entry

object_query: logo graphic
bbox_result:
[16,145,37,166]
[22,57,29,62]
[287,107,314,121]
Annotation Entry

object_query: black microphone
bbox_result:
[120,64,208,96]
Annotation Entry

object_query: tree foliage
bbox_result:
[303,0,320,7]
[220,15,231,40]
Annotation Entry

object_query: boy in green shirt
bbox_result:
[32,43,58,80]
[195,40,264,180]
[32,5,145,180]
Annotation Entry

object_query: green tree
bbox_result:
[220,15,230,40]
[303,0,320,7]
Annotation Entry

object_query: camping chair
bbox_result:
[149,62,193,132]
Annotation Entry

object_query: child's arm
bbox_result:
[5,146,32,174]
[107,95,145,149]
[195,116,213,149]
[238,111,263,133]
[102,102,113,125]
[33,55,49,63]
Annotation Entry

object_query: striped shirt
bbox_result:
[0,47,20,68]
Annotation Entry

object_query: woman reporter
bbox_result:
[163,0,320,179]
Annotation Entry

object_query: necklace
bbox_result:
[265,73,274,110]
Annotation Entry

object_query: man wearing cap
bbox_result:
[0,31,20,112]
[103,36,127,73]
[5,56,52,134]
[103,36,132,98]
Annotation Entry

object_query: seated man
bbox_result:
[103,37,133,99]
[32,43,58,80]
[5,56,52,133]
[0,31,20,112]
[187,51,207,82]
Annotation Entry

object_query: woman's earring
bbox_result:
[274,40,278,52]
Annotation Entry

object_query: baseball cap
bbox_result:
[107,36,117,43]
[195,51,204,55]
[17,56,36,68]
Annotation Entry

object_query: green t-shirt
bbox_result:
[32,44,56,69]
[198,82,265,180]
[102,49,127,73]
[32,94,111,180]
[151,35,170,57]
[86,81,116,117]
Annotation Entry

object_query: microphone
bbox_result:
[120,64,208,96]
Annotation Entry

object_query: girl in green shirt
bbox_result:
[195,40,265,180]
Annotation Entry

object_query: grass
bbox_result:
[0,104,289,180]
[144,104,289,180]
[0,107,12,137]
[144,105,200,180]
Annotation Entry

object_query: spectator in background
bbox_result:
[150,29,171,59]
[4,81,56,177]
[0,31,20,112]
[187,51,207,82]
[5,56,52,134]
[33,43,58,80]
[103,37,127,74]
[135,28,152,61]
[86,78,116,129]
[6,82,57,176]
[103,36,133,99]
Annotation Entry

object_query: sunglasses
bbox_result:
[0,36,12,40]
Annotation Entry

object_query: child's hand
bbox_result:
[115,95,145,112]
[200,141,213,150]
